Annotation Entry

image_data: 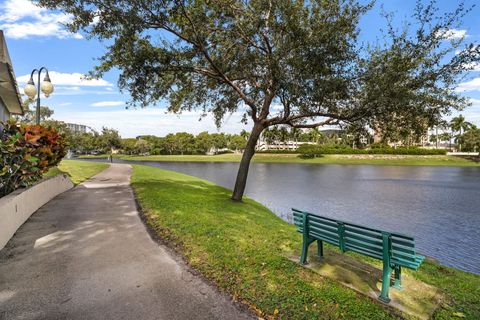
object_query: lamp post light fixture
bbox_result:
[23,67,54,125]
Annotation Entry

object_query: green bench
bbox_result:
[292,208,425,303]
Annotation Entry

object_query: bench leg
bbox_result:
[300,237,314,265]
[393,266,402,290]
[317,240,324,257]
[379,263,392,303]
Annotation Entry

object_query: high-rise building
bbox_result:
[66,123,88,134]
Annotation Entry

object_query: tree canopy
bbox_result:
[36,0,480,200]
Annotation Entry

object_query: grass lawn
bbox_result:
[131,164,480,319]
[79,153,480,167]
[45,160,109,184]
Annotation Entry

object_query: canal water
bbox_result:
[83,158,480,274]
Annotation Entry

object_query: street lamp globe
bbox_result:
[24,78,37,101]
[41,76,54,97]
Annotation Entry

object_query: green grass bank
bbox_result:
[45,160,109,184]
[78,153,480,167]
[130,164,480,319]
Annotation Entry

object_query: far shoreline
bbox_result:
[76,153,480,167]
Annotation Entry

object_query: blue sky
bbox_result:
[1,0,479,138]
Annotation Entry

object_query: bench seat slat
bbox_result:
[293,213,303,221]
[308,227,339,240]
[344,237,383,254]
[308,216,339,228]
[391,251,417,263]
[309,225,339,239]
[293,215,338,230]
[344,225,383,240]
[309,221,339,234]
[292,208,337,222]
[391,244,415,255]
[344,231,383,247]
[391,238,415,248]
[391,255,425,270]
[297,228,340,246]
[391,235,414,243]
[310,233,340,247]
[345,244,383,260]
[392,254,424,266]
[293,218,303,227]
[292,208,338,225]
[343,221,383,235]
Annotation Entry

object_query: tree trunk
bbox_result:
[459,128,462,152]
[231,122,264,201]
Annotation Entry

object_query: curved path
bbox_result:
[0,164,251,320]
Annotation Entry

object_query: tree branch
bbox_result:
[286,117,341,128]
[178,4,259,120]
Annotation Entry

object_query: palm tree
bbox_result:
[309,128,320,144]
[450,115,472,151]
[433,119,449,149]
[240,129,250,141]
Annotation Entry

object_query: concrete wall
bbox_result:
[0,174,74,250]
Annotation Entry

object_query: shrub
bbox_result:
[0,122,67,197]
[297,144,447,157]
[215,150,234,155]
[256,149,299,154]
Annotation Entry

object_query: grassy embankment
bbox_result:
[79,153,480,166]
[45,160,109,184]
[131,164,480,319]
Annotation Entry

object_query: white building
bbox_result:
[256,140,315,151]
[66,123,89,134]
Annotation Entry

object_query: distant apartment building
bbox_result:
[0,30,23,126]
[256,128,343,151]
[66,123,88,134]
[256,140,314,151]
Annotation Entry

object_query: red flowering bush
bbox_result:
[0,121,66,197]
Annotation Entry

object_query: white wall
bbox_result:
[0,174,74,250]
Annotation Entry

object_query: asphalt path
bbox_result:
[0,164,252,320]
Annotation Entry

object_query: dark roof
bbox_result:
[0,30,23,115]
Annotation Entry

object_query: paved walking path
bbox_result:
[0,164,251,320]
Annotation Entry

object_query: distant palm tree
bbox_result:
[433,119,449,149]
[450,115,473,151]
[240,129,250,141]
[309,128,321,144]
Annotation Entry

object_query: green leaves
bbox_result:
[0,121,67,197]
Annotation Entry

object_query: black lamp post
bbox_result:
[23,67,54,125]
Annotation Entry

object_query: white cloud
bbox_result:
[469,98,480,105]
[17,71,113,87]
[456,77,480,92]
[52,108,251,138]
[91,101,125,107]
[455,47,480,71]
[462,62,480,72]
[452,99,480,127]
[0,0,82,39]
[436,28,469,40]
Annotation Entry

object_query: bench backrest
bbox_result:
[292,208,421,269]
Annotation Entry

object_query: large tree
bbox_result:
[37,0,480,200]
